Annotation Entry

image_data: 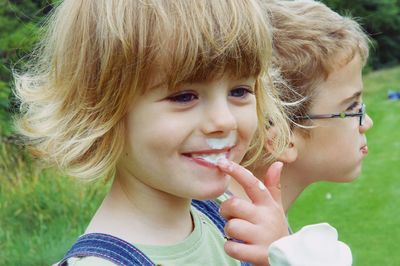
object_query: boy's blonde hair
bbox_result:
[267,0,370,126]
[14,0,288,180]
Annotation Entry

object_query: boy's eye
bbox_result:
[167,91,198,103]
[229,86,254,98]
[346,101,360,111]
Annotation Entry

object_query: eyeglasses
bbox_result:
[293,103,366,126]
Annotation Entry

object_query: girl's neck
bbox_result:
[85,173,194,245]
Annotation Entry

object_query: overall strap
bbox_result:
[58,233,155,266]
[59,200,250,266]
[191,200,251,266]
[192,199,226,235]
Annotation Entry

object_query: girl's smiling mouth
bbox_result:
[182,147,232,168]
[181,132,237,168]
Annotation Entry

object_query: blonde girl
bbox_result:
[14,0,290,265]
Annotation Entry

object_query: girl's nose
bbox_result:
[201,101,237,135]
[360,113,373,133]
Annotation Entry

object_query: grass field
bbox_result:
[0,67,399,265]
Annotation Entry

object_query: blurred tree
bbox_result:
[0,0,53,82]
[0,0,54,134]
[322,0,400,69]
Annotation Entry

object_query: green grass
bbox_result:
[288,66,400,266]
[0,141,109,265]
[0,66,399,265]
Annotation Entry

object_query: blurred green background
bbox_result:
[1,0,399,265]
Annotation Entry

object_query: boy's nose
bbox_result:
[202,102,237,135]
[360,113,373,133]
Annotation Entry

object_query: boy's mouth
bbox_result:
[360,145,368,155]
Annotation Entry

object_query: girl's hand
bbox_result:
[217,159,288,266]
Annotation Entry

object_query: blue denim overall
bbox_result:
[58,200,251,266]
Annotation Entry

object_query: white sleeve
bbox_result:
[66,256,118,266]
[268,223,352,266]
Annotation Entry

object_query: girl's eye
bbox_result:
[229,86,254,98]
[346,101,360,111]
[167,91,198,103]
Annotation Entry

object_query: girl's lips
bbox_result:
[182,149,232,169]
[186,156,220,169]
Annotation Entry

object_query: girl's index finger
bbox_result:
[217,158,273,205]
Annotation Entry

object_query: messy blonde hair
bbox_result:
[267,0,370,126]
[14,0,287,180]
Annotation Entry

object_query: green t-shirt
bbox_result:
[66,206,240,266]
[215,191,232,205]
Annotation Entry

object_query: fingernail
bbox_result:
[258,181,266,191]
[217,158,233,172]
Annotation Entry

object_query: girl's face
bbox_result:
[119,72,258,200]
[292,53,373,183]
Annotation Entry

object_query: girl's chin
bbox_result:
[192,182,230,200]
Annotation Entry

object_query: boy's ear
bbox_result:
[276,141,298,163]
[265,127,298,163]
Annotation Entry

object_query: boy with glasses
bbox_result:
[259,0,374,209]
[222,0,374,264]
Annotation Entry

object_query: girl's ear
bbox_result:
[265,127,298,163]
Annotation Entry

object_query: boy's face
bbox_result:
[119,72,258,200]
[292,53,373,183]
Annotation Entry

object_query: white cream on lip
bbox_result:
[191,132,237,165]
[191,153,227,165]
[206,132,237,149]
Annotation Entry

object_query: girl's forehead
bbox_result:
[107,0,271,101]
[143,59,258,93]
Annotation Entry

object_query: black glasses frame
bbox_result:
[293,103,366,126]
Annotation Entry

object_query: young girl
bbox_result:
[13,0,290,265]
[221,0,373,264]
